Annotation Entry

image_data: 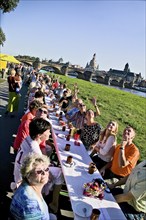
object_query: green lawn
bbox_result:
[49,73,146,162]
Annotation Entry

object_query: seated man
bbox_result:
[68,97,100,129]
[59,90,72,113]
[100,126,140,179]
[107,160,146,220]
[34,90,46,105]
[12,118,64,214]
[54,82,66,99]
[65,98,83,120]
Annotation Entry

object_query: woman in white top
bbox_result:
[91,121,118,170]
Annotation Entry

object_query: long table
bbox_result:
[46,97,126,220]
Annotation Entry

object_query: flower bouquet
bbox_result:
[83,178,106,199]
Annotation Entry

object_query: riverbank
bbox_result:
[104,84,146,98]
[68,74,146,98]
[51,73,146,162]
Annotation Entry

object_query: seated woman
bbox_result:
[91,121,118,170]
[10,153,57,220]
[12,118,64,214]
[80,109,101,151]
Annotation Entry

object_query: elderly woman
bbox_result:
[10,153,57,220]
[12,118,64,214]
[80,109,101,151]
[91,121,118,170]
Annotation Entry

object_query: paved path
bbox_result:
[0,81,74,219]
[0,81,28,219]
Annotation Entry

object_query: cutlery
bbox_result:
[83,207,87,217]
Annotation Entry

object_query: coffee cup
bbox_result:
[64,144,71,151]
[62,125,66,131]
[90,208,100,220]
[88,162,96,174]
[66,155,73,164]
[66,134,71,141]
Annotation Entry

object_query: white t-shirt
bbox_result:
[13,135,64,193]
[14,136,42,184]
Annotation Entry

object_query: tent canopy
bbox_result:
[0,53,20,64]
[0,60,7,70]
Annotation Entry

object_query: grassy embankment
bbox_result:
[49,73,146,162]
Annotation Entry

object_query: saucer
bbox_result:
[74,201,92,217]
[57,134,66,139]
[63,161,76,167]
[53,125,62,131]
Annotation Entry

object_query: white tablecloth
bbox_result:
[47,99,126,220]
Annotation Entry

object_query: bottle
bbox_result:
[66,134,71,141]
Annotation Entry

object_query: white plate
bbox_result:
[57,134,66,139]
[63,161,76,167]
[48,108,55,112]
[55,106,60,110]
[74,201,92,217]
[53,125,62,131]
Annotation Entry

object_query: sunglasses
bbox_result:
[35,167,49,175]
[38,109,48,114]
[109,122,116,126]
[80,104,85,107]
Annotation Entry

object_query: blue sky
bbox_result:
[1,0,145,78]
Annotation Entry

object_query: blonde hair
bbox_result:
[124,126,136,139]
[40,104,48,111]
[10,68,16,76]
[99,121,118,143]
[21,153,50,180]
[29,82,37,90]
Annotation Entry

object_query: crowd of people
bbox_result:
[4,64,146,220]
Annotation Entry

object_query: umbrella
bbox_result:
[0,53,20,64]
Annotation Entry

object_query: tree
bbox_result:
[0,27,6,46]
[0,0,19,46]
[0,0,19,13]
[33,57,41,70]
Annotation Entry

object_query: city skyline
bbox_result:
[1,0,145,77]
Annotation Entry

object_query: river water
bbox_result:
[68,75,146,98]
[101,84,146,98]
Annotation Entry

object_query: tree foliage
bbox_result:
[0,0,19,13]
[33,57,41,70]
[0,0,19,46]
[0,27,6,46]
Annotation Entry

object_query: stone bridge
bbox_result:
[103,69,140,88]
[40,62,85,76]
[19,60,142,88]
